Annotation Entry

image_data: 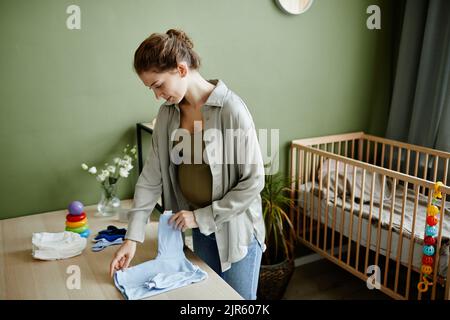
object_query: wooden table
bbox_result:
[0,200,243,300]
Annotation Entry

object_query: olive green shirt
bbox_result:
[125,79,266,272]
[173,132,212,210]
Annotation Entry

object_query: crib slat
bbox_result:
[405,184,420,300]
[316,155,324,246]
[355,169,366,272]
[422,154,429,195]
[351,139,355,159]
[302,151,309,241]
[433,156,439,182]
[344,140,348,157]
[394,181,408,294]
[323,157,332,252]
[414,151,420,178]
[290,146,296,224]
[406,149,411,176]
[330,158,339,257]
[364,172,377,273]
[444,158,449,185]
[338,163,348,261]
[381,143,386,168]
[366,140,371,163]
[397,148,402,173]
[358,139,363,161]
[296,148,303,238]
[383,178,397,287]
[374,142,378,166]
[347,166,357,265]
[309,153,317,244]
[389,145,394,170]
[374,175,386,269]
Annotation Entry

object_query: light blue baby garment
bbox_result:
[113,211,208,300]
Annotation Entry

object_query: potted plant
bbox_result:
[257,167,298,300]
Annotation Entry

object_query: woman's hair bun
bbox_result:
[166,28,194,49]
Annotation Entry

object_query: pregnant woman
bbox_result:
[110,29,266,300]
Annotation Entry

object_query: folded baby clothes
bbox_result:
[32,231,87,260]
[98,225,126,235]
[113,211,207,300]
[91,237,124,252]
[93,225,126,243]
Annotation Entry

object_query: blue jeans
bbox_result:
[192,228,263,300]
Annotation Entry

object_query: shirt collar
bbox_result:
[164,79,227,108]
[204,79,227,107]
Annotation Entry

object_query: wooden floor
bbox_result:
[282,258,391,300]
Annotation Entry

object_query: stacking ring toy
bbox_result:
[68,201,84,215]
[65,218,88,228]
[66,212,86,222]
[79,229,91,238]
[65,225,89,233]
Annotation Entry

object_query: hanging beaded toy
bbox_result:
[417,181,444,293]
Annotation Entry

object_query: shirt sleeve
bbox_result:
[125,107,164,243]
[193,99,265,236]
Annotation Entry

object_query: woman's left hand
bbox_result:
[168,210,199,232]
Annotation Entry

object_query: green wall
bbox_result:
[0,0,394,219]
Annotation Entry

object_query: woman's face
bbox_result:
[139,64,188,105]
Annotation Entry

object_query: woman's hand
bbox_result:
[168,210,199,232]
[110,239,137,277]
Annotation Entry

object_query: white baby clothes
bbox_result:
[32,231,87,260]
[114,211,207,300]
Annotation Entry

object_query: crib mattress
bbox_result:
[298,182,450,277]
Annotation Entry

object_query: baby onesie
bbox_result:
[113,211,207,300]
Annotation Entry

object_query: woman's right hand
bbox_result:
[110,239,137,277]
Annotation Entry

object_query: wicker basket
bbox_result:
[257,259,295,300]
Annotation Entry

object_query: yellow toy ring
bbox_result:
[66,225,89,233]
[417,281,429,293]
[434,181,444,199]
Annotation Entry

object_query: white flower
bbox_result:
[123,163,133,171]
[81,163,88,170]
[119,167,129,178]
[130,147,137,155]
[96,169,110,182]
[88,167,97,174]
[119,158,131,167]
[107,165,116,174]
[123,155,132,162]
[101,169,110,177]
[113,157,120,164]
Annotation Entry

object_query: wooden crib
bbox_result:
[289,132,450,300]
